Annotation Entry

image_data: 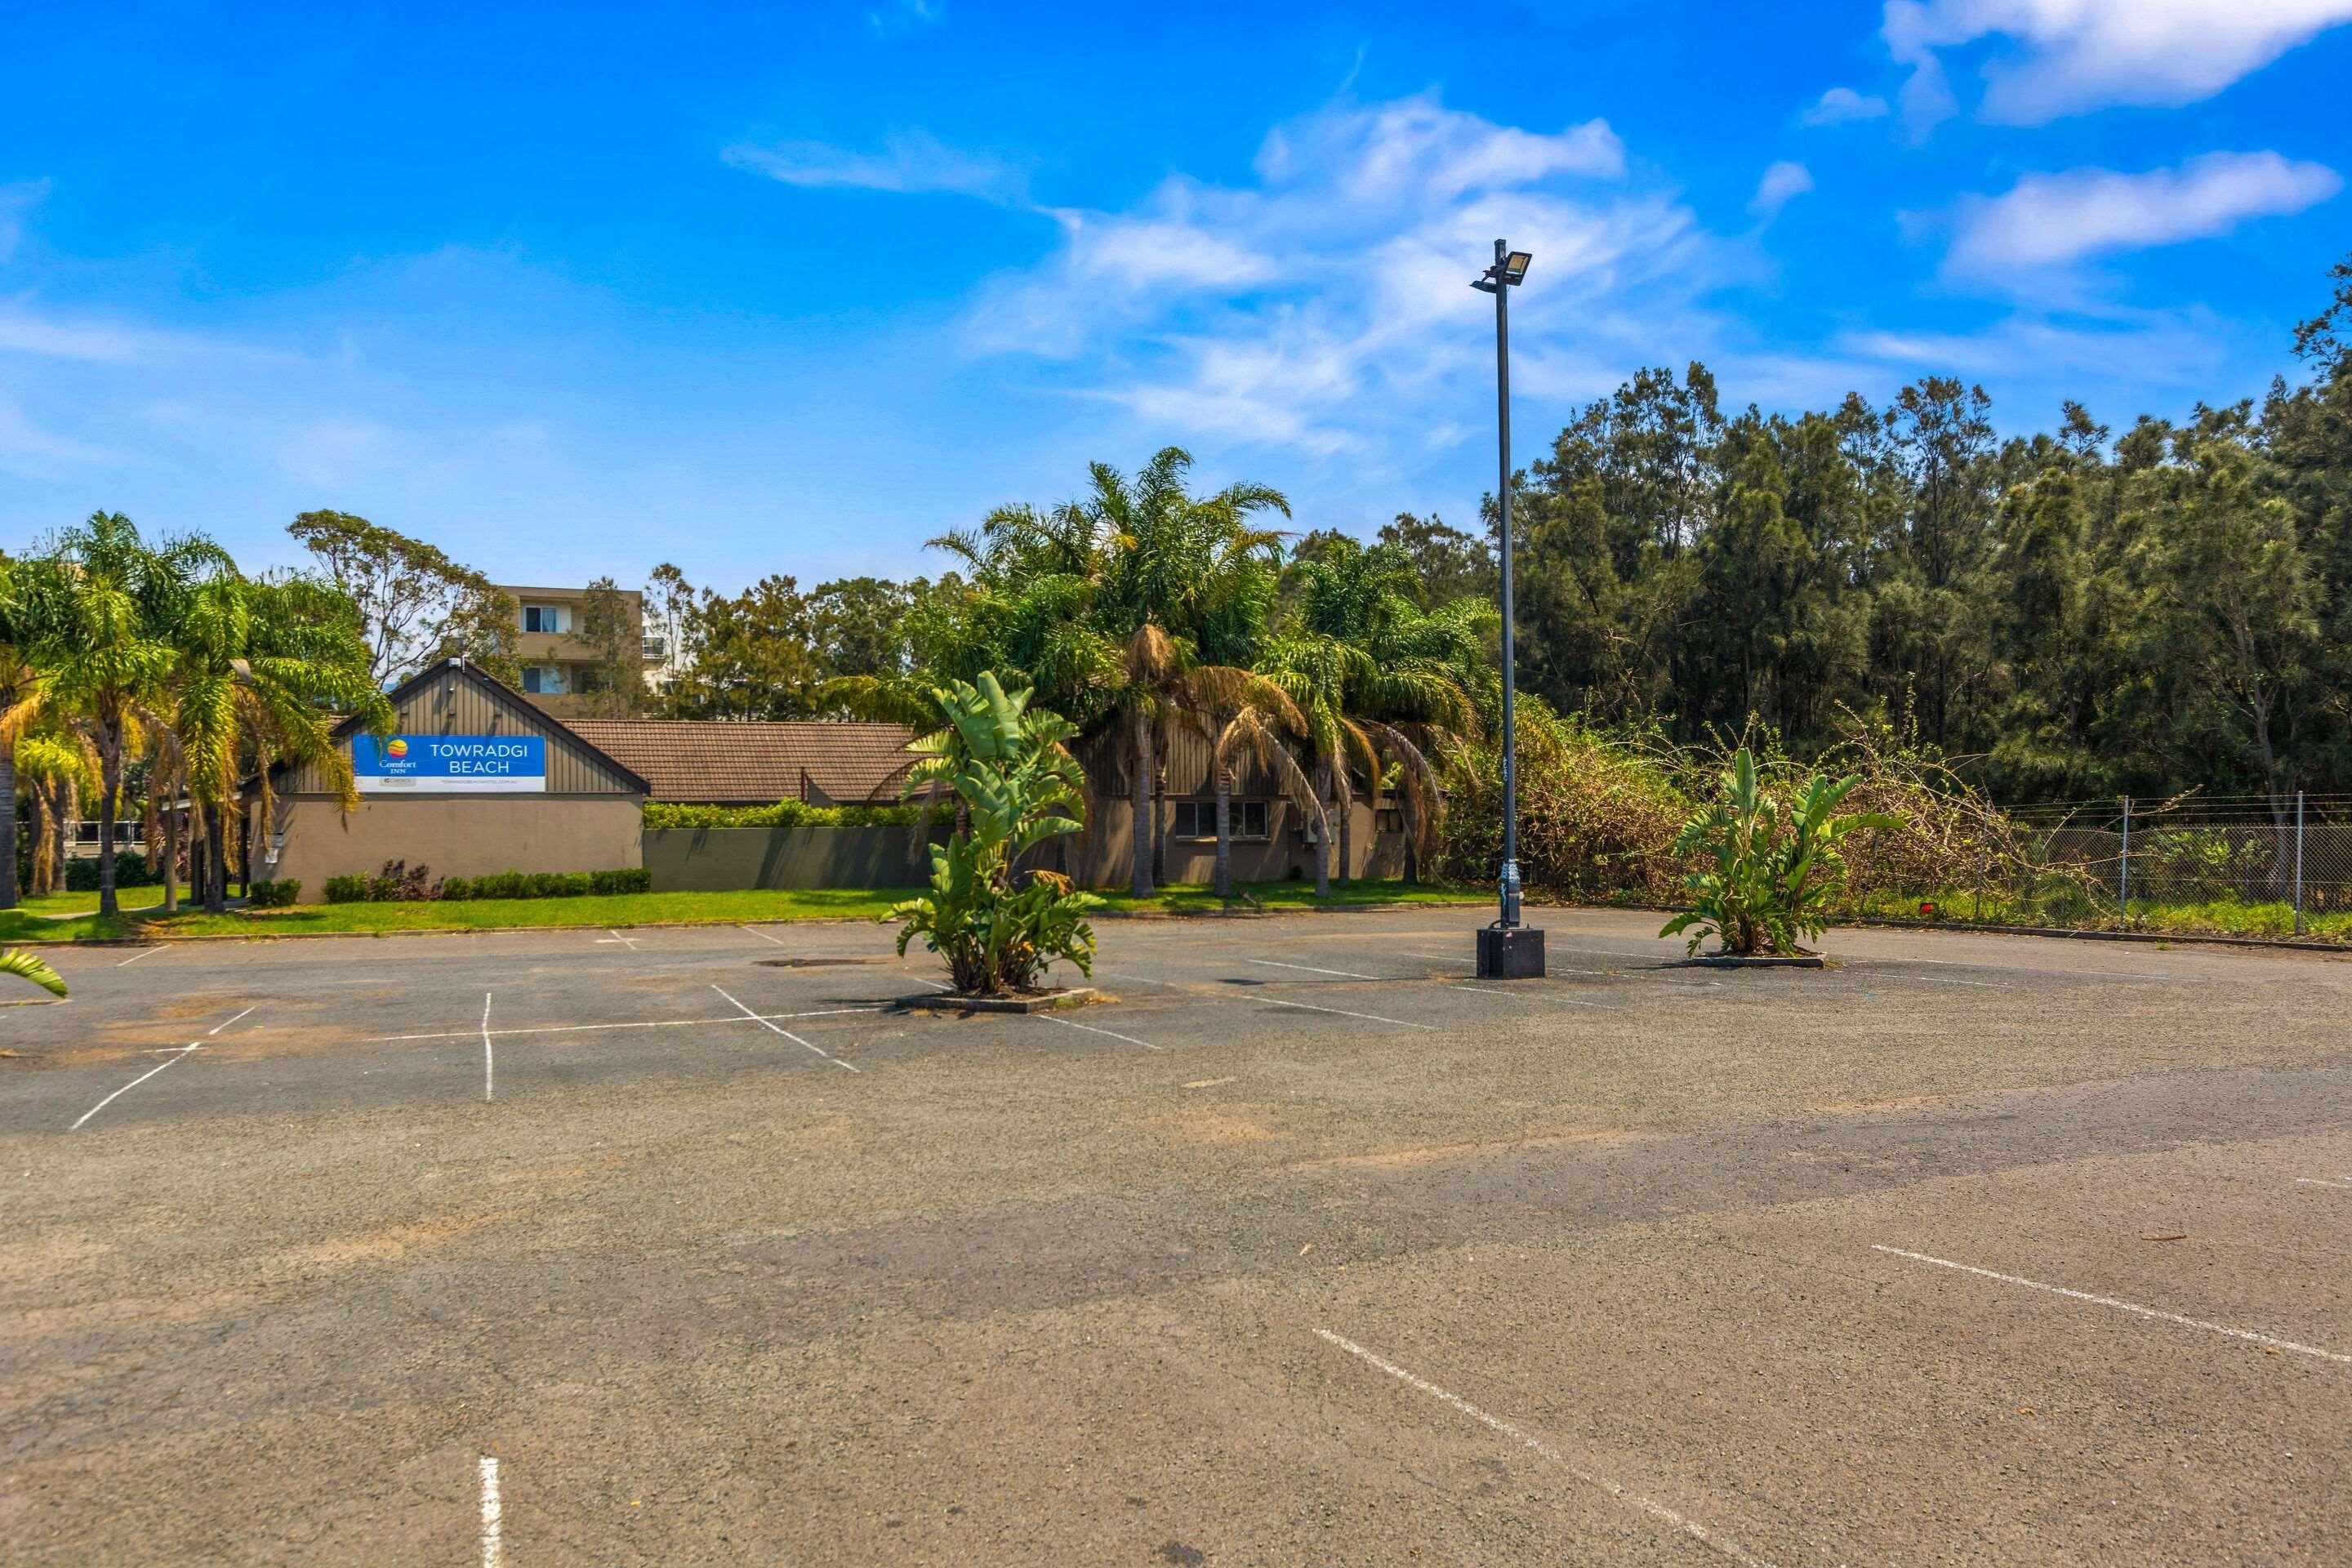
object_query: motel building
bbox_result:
[254,657,649,892]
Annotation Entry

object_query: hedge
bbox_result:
[642,799,921,831]
[64,851,164,891]
[323,862,653,903]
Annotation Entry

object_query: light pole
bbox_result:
[1472,239,1544,979]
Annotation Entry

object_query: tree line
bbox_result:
[0,513,386,916]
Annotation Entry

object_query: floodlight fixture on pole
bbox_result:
[1472,238,1544,979]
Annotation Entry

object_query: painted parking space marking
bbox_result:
[115,945,165,967]
[480,992,495,1102]
[1315,1329,1779,1568]
[479,1455,503,1568]
[1244,994,1437,1030]
[1242,957,1381,980]
[372,1006,884,1043]
[711,983,861,1072]
[1405,948,1617,979]
[1040,1013,1165,1051]
[2295,1177,2352,1191]
[1875,973,2010,991]
[1884,955,2182,982]
[595,929,642,949]
[739,924,789,947]
[1873,1245,2352,1365]
[70,1004,256,1130]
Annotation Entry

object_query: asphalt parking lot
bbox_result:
[6,908,2350,1565]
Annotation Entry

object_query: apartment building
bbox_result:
[494,583,666,716]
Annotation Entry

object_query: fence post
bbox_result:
[2294,791,2305,937]
[2118,795,2131,924]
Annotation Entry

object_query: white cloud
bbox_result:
[1801,87,1891,126]
[1884,0,2352,128]
[1750,161,1815,220]
[1836,309,2238,386]
[956,91,1705,465]
[1945,151,2342,274]
[722,131,1022,204]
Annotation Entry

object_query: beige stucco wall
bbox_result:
[255,795,644,892]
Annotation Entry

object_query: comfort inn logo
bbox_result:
[385,737,410,759]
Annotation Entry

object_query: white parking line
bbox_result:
[1246,994,1437,1030]
[1873,1245,2352,1365]
[479,1455,503,1568]
[2295,1177,2352,1191]
[1040,1013,1165,1051]
[480,992,495,1102]
[115,945,164,967]
[1315,1329,1778,1568]
[1882,956,2178,982]
[711,983,861,1072]
[1449,983,1613,1010]
[372,1007,883,1043]
[595,929,642,949]
[1243,957,1381,979]
[1879,973,2010,990]
[70,1004,256,1130]
[739,924,789,947]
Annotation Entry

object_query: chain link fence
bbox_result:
[1839,794,2352,941]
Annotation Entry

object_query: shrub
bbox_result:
[367,860,439,902]
[430,866,652,901]
[65,851,164,892]
[643,799,921,831]
[323,875,369,904]
[885,673,1098,994]
[246,880,301,909]
[1660,750,1896,956]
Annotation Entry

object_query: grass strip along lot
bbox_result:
[0,879,1486,943]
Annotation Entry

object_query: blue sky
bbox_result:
[3,2,2348,590]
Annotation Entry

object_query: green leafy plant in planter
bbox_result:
[1662,749,1896,957]
[886,672,1101,995]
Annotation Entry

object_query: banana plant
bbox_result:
[887,672,1102,994]
[1661,749,1897,956]
[1,948,67,999]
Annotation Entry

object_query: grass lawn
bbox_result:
[0,877,1482,943]
[15,888,172,919]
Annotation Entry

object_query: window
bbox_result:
[1170,800,1268,840]
[521,665,569,695]
[523,603,568,634]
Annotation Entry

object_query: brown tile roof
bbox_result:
[559,719,920,804]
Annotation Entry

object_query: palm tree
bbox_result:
[15,733,93,896]
[1088,448,1289,897]
[4,514,229,919]
[171,573,387,913]
[1183,666,1319,900]
[0,559,36,908]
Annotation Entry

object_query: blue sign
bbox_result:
[352,735,547,793]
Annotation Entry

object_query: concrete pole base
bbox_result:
[1475,924,1546,978]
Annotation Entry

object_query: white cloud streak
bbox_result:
[1801,87,1890,126]
[1946,150,2342,274]
[1750,161,1815,219]
[722,131,1022,204]
[953,91,1702,465]
[1884,0,2352,128]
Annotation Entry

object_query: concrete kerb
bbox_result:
[898,987,1099,1014]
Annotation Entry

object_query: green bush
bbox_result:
[643,799,921,831]
[64,851,163,891]
[323,874,369,903]
[246,879,301,908]
[885,673,1099,994]
[1661,750,1897,957]
[429,866,652,902]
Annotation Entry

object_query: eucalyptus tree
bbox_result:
[7,514,229,918]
